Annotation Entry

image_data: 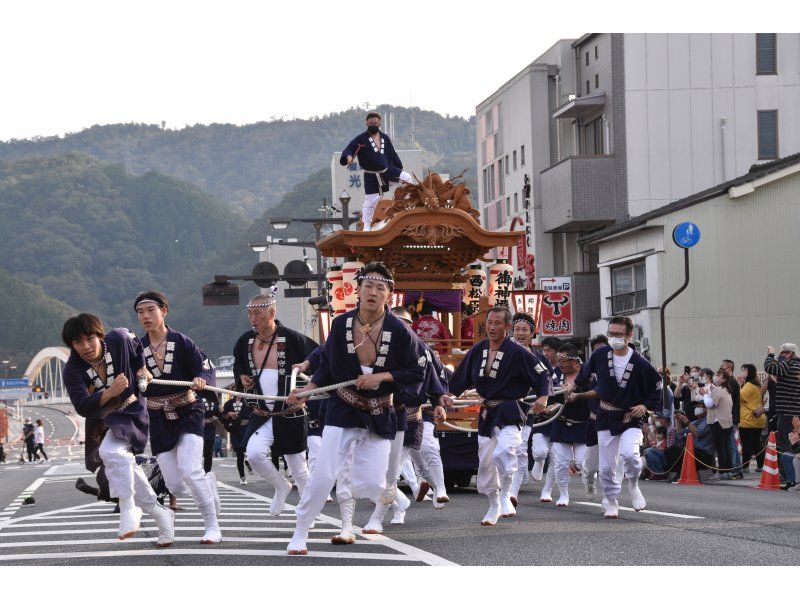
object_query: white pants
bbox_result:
[583,444,599,478]
[98,434,158,514]
[156,433,215,514]
[294,426,391,531]
[385,431,406,488]
[361,171,413,230]
[552,442,587,492]
[246,419,310,492]
[531,432,551,463]
[307,435,322,475]
[477,426,521,495]
[598,428,643,502]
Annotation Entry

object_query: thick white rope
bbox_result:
[140,376,355,402]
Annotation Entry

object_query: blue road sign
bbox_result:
[0,378,29,388]
[673,222,701,248]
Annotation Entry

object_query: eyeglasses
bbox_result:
[606,331,627,338]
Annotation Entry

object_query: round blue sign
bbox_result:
[672,221,700,248]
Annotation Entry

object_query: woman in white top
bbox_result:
[700,368,733,479]
[34,419,49,462]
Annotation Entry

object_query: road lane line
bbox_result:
[0,526,341,537]
[0,548,418,563]
[574,502,704,519]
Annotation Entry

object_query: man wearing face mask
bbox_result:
[340,112,414,231]
[577,316,661,518]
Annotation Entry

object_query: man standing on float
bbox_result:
[340,111,413,231]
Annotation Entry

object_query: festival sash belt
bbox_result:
[147,390,196,420]
[337,386,393,416]
[100,394,139,419]
[363,167,389,189]
[405,406,423,422]
[559,416,588,426]
[249,402,305,419]
[599,400,633,424]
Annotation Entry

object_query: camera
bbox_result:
[684,365,691,375]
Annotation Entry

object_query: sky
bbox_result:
[0,0,797,141]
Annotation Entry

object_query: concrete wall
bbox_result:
[624,33,800,217]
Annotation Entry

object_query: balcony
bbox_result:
[607,290,647,315]
[540,154,620,233]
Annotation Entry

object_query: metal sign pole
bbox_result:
[660,222,700,411]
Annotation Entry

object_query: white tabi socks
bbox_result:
[268,467,293,517]
[602,497,619,519]
[390,490,411,524]
[151,504,176,548]
[117,496,142,540]
[499,474,516,518]
[509,468,525,508]
[539,464,555,502]
[531,459,545,482]
[427,464,449,508]
[556,486,569,507]
[628,478,646,511]
[481,491,501,526]
[331,498,356,544]
[363,502,391,534]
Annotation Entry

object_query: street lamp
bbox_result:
[269,218,292,230]
[339,190,351,230]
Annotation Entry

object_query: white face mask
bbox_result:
[694,407,705,417]
[712,375,721,386]
[699,376,708,384]
[608,337,627,351]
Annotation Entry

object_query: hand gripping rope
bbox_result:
[440,387,568,433]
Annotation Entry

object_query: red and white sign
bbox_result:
[388,292,406,309]
[538,277,573,337]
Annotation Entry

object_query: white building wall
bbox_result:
[624,33,800,217]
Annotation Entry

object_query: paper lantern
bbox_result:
[326,265,346,316]
[488,259,513,308]
[462,264,486,315]
[341,258,364,311]
[512,289,547,334]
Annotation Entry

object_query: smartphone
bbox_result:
[684,365,691,375]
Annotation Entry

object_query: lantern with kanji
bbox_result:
[512,289,547,334]
[488,259,514,308]
[462,264,486,315]
[341,257,364,311]
[326,265,346,316]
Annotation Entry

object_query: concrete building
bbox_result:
[476,32,800,343]
[578,152,800,370]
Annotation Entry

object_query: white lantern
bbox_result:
[326,265,346,316]
[341,257,364,311]
[462,264,486,315]
[488,259,513,308]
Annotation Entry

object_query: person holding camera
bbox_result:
[700,367,734,480]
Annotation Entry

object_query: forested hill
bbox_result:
[0,153,256,361]
[0,106,476,217]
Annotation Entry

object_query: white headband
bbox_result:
[359,274,394,285]
[247,300,276,309]
[135,299,164,310]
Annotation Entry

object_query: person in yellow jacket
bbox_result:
[737,364,767,472]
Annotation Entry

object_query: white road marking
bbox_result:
[0,536,386,549]
[7,518,300,527]
[0,526,340,537]
[0,548,419,563]
[574,502,704,519]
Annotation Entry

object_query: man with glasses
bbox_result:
[764,343,800,475]
[574,316,661,518]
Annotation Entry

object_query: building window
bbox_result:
[758,110,778,160]
[514,192,519,214]
[505,196,511,218]
[497,160,505,196]
[585,51,589,66]
[594,45,598,60]
[582,116,605,156]
[595,73,599,88]
[495,201,503,228]
[756,33,777,75]
[505,155,509,175]
[520,145,526,166]
[608,261,647,315]
[483,206,490,225]
[512,150,517,170]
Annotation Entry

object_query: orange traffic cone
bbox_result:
[757,431,781,490]
[678,432,701,485]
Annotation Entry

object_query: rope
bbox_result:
[647,442,771,475]
[142,377,357,402]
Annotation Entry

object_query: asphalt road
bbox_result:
[2,452,799,566]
